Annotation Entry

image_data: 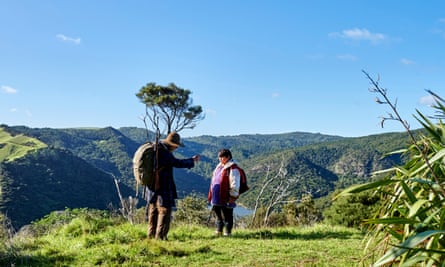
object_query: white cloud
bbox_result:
[1,85,18,94]
[271,92,280,98]
[400,58,415,65]
[337,54,357,61]
[9,108,18,112]
[56,34,81,45]
[434,19,445,38]
[329,28,386,44]
[419,94,438,106]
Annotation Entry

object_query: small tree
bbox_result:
[136,82,204,135]
[293,194,321,226]
[251,158,301,227]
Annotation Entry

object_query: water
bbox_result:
[207,205,253,217]
[234,206,253,217]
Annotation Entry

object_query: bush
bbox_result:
[173,193,210,226]
[323,191,379,228]
[28,208,119,237]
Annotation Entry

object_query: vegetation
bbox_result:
[174,193,210,226]
[0,127,47,162]
[250,194,323,228]
[135,82,204,135]
[1,73,441,265]
[337,72,445,266]
[0,123,411,229]
[0,208,370,267]
[0,147,134,229]
[323,190,380,228]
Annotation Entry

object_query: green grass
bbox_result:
[0,128,47,162]
[2,220,372,266]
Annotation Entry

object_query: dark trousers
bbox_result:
[148,200,172,240]
[212,205,234,234]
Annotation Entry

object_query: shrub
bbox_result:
[173,193,210,226]
[323,191,380,228]
[29,208,118,237]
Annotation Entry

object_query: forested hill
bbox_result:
[0,125,414,229]
[0,127,136,228]
[241,131,411,205]
[119,127,345,159]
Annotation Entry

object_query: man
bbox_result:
[147,132,200,240]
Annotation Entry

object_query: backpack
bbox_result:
[231,164,249,194]
[132,142,157,190]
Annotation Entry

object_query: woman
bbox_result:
[208,148,240,236]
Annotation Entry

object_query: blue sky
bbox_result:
[1,1,444,138]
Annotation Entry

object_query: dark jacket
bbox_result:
[150,143,195,207]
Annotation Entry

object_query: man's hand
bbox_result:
[192,155,200,162]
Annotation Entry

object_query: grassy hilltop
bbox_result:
[0,128,47,162]
[1,209,371,267]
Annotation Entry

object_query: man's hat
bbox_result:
[162,132,184,147]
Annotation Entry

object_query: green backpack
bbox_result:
[132,142,157,190]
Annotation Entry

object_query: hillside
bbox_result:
[239,131,411,207]
[0,127,135,229]
[1,125,138,185]
[0,128,47,162]
[0,125,414,229]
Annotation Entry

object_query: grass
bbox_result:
[0,128,47,162]
[2,217,372,267]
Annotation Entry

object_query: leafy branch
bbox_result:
[337,71,445,266]
[363,70,445,196]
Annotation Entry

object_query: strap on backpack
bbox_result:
[153,127,161,192]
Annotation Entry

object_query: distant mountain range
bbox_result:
[0,124,414,229]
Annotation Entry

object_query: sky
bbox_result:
[1,1,444,138]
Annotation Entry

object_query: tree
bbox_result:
[323,190,380,228]
[337,71,445,266]
[251,158,301,227]
[136,82,204,135]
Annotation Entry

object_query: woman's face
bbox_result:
[219,156,229,165]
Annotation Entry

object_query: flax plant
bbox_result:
[337,71,445,266]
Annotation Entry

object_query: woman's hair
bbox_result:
[218,148,232,160]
